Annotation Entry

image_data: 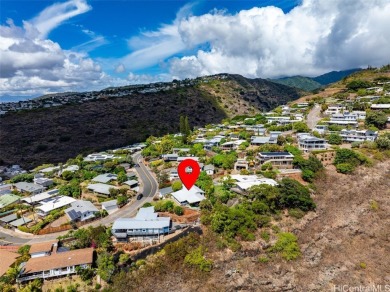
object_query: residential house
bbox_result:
[17,248,94,282]
[0,250,20,277]
[258,152,294,169]
[203,165,215,175]
[111,206,171,240]
[172,148,191,154]
[324,105,346,115]
[220,140,246,150]
[234,159,249,171]
[204,137,223,150]
[13,182,45,195]
[29,240,58,258]
[36,196,77,217]
[92,173,117,184]
[339,129,378,143]
[177,156,199,162]
[87,183,118,196]
[161,154,178,161]
[326,112,359,127]
[84,153,115,162]
[8,217,32,227]
[297,133,327,152]
[22,189,60,205]
[65,200,99,222]
[123,180,138,188]
[250,136,277,145]
[158,186,173,198]
[101,200,118,215]
[164,168,177,181]
[370,104,390,110]
[33,177,54,187]
[314,125,328,134]
[171,186,205,206]
[0,194,21,208]
[228,175,278,192]
[0,213,18,224]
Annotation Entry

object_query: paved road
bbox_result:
[307,104,322,129]
[0,152,159,245]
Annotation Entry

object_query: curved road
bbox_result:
[0,152,158,245]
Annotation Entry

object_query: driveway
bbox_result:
[307,104,322,129]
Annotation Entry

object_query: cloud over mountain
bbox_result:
[165,0,390,79]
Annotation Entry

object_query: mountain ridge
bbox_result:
[270,68,362,91]
[0,73,301,168]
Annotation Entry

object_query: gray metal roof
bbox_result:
[0,213,18,223]
[65,200,98,220]
[13,182,45,192]
[159,186,173,196]
[112,217,170,230]
[92,173,117,183]
[123,180,138,186]
[87,183,117,195]
[101,200,118,208]
[9,217,32,227]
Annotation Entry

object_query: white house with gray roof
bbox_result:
[171,186,205,206]
[92,173,117,184]
[111,206,171,240]
[297,133,327,152]
[65,200,99,222]
[101,200,118,215]
[87,183,118,195]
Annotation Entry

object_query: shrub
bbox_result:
[184,246,213,272]
[336,163,355,174]
[260,231,270,242]
[301,169,315,182]
[376,135,390,149]
[365,111,388,129]
[328,133,342,145]
[174,206,184,216]
[171,181,183,191]
[258,256,270,263]
[288,208,306,219]
[270,232,301,261]
[278,178,316,211]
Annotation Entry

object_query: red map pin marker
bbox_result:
[178,159,200,190]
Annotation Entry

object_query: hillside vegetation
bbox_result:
[270,69,362,91]
[0,74,300,168]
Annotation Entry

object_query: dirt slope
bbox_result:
[129,161,389,292]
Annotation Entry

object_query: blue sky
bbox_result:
[1,0,390,100]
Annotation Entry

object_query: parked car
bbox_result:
[137,193,143,200]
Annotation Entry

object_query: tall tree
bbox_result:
[179,115,185,134]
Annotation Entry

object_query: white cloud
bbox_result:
[115,64,126,73]
[128,0,390,79]
[0,17,114,97]
[119,3,198,71]
[31,0,91,38]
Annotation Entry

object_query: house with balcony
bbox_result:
[297,133,327,152]
[324,105,346,115]
[258,152,294,169]
[339,129,378,143]
[234,158,249,170]
[17,248,94,283]
[111,206,171,240]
